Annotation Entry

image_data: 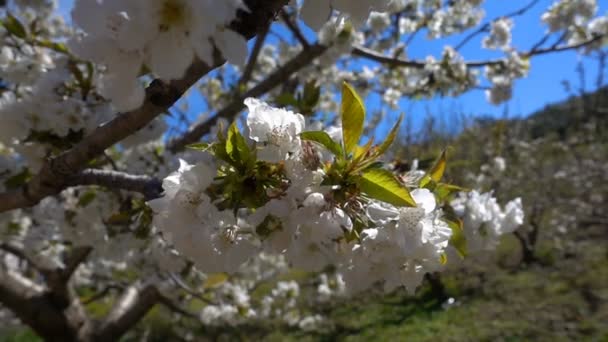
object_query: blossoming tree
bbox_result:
[0,0,605,340]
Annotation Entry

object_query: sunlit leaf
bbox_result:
[434,183,469,202]
[301,131,343,157]
[358,168,416,207]
[446,218,467,258]
[341,82,365,155]
[226,122,251,166]
[376,113,403,156]
[440,253,448,265]
[420,150,447,188]
[203,273,229,289]
[1,13,27,39]
[186,142,211,151]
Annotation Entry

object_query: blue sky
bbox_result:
[57,0,607,135]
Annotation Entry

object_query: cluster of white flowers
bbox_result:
[426,0,485,38]
[451,191,524,252]
[483,18,514,50]
[485,51,529,105]
[0,61,114,169]
[541,0,597,32]
[69,0,247,111]
[150,98,460,295]
[300,0,392,31]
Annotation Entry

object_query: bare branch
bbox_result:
[69,169,164,200]
[168,43,328,152]
[281,10,310,48]
[0,0,289,214]
[0,268,90,341]
[454,0,541,51]
[0,242,55,276]
[95,284,161,341]
[353,34,606,69]
[239,23,271,88]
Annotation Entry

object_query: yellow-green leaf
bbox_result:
[434,183,468,202]
[358,168,416,207]
[226,122,250,166]
[300,131,343,157]
[77,190,97,208]
[203,273,229,289]
[447,218,467,258]
[2,13,27,39]
[341,82,365,155]
[440,253,448,265]
[186,142,211,151]
[376,113,403,156]
[420,150,447,187]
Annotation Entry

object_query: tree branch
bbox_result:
[281,10,310,48]
[352,34,606,69]
[0,268,91,341]
[94,284,161,341]
[168,43,328,152]
[0,242,55,276]
[454,0,540,51]
[239,23,271,88]
[0,0,289,214]
[69,169,164,200]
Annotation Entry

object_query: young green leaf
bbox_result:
[376,113,404,156]
[434,183,468,202]
[341,82,365,155]
[186,142,211,151]
[420,149,447,188]
[446,218,467,258]
[2,13,27,39]
[226,122,251,166]
[301,131,344,157]
[358,168,416,207]
[77,190,97,208]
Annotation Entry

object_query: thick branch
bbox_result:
[0,242,55,276]
[0,0,288,213]
[94,284,161,341]
[69,169,164,200]
[169,43,328,152]
[0,269,87,341]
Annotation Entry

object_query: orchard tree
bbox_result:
[0,0,605,340]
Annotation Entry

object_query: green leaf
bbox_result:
[77,190,97,207]
[226,122,251,166]
[274,93,298,107]
[3,169,31,190]
[341,82,365,155]
[376,113,403,156]
[36,40,69,54]
[434,183,468,202]
[302,81,321,109]
[420,150,447,188]
[358,168,416,207]
[2,13,27,39]
[446,218,467,258]
[440,253,448,265]
[186,142,211,151]
[106,212,132,226]
[203,273,229,289]
[300,131,343,157]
